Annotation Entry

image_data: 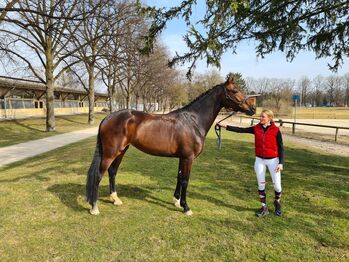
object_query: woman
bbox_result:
[217,109,284,217]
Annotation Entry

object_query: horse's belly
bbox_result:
[132,139,178,157]
[131,126,178,157]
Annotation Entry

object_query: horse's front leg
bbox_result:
[173,159,182,208]
[179,157,193,216]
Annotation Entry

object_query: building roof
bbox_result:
[0,76,108,99]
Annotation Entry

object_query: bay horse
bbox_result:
[86,75,256,215]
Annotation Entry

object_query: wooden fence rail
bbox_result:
[218,113,349,142]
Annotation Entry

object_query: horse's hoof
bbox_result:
[184,209,193,216]
[113,198,123,206]
[89,208,100,215]
[110,192,123,206]
[173,197,181,208]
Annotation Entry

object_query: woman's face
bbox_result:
[260,113,270,125]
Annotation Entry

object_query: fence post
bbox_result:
[292,123,295,134]
[335,128,339,142]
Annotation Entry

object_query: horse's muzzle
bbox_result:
[248,106,256,116]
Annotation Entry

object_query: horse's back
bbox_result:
[100,109,203,158]
[99,109,134,141]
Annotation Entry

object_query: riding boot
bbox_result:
[256,205,269,217]
[256,189,269,217]
[274,199,282,216]
[274,190,282,216]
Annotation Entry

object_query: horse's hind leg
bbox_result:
[109,145,129,206]
[89,145,125,215]
[89,155,114,215]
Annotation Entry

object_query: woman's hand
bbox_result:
[276,164,283,172]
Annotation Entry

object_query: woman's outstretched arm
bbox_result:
[217,122,255,134]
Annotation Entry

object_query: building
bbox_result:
[0,76,108,119]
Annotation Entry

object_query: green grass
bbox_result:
[0,129,348,261]
[0,113,106,147]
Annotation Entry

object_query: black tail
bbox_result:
[86,123,103,205]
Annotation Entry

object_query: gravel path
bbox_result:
[283,134,349,157]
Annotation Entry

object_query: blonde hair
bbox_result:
[261,109,274,122]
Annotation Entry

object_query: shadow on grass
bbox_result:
[47,180,255,214]
[57,113,106,125]
[58,115,88,125]
[47,183,180,213]
[0,168,52,183]
[13,119,46,132]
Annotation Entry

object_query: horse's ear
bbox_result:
[225,73,235,87]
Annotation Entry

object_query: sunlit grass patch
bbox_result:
[0,113,106,147]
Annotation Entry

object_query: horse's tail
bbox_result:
[86,122,103,205]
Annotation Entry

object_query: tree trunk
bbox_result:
[88,66,95,124]
[142,96,148,112]
[45,52,55,132]
[135,94,139,110]
[126,93,130,109]
[108,82,115,113]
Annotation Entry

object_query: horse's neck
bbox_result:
[182,87,223,136]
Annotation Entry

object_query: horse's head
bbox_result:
[221,75,256,116]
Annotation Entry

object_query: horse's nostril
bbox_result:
[250,107,256,115]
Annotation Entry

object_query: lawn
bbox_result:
[0,129,348,261]
[0,113,106,147]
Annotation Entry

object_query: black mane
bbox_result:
[173,84,222,113]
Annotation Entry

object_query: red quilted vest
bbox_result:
[254,122,279,158]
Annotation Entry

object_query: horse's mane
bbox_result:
[174,84,222,113]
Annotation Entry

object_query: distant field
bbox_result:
[249,107,349,119]
[262,107,349,119]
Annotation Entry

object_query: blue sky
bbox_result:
[146,0,348,79]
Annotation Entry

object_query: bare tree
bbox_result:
[0,0,19,22]
[312,75,324,107]
[96,2,145,111]
[132,43,174,112]
[246,77,270,106]
[65,0,118,124]
[0,0,85,131]
[262,78,293,115]
[164,81,187,111]
[98,13,125,113]
[325,75,342,106]
[187,69,223,102]
[343,73,349,107]
[298,76,311,106]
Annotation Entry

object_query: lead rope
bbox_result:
[215,111,236,150]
